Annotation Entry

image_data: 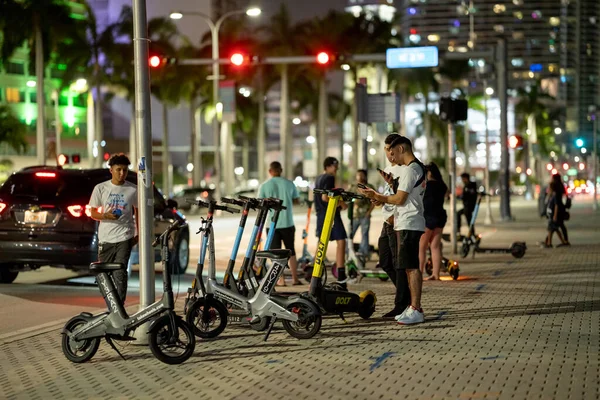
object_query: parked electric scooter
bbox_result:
[461,192,527,259]
[61,221,196,365]
[185,200,322,341]
[302,188,377,321]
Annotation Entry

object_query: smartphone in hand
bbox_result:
[357,183,367,189]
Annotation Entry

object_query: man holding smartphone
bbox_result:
[359,135,426,325]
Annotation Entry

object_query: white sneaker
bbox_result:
[397,306,425,325]
[394,306,410,321]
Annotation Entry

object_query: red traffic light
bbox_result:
[72,154,81,164]
[149,55,162,68]
[57,153,68,166]
[230,53,245,66]
[509,135,523,149]
[316,52,330,65]
[103,152,110,161]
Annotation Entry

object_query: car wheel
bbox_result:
[0,269,19,284]
[169,227,189,275]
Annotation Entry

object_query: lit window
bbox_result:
[427,34,440,42]
[513,0,523,5]
[532,10,542,19]
[493,4,506,13]
[494,25,504,33]
[511,58,524,67]
[513,32,524,40]
[549,17,560,26]
[514,11,523,20]
[6,88,20,103]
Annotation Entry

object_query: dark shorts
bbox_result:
[98,238,134,303]
[266,226,296,256]
[395,230,423,270]
[426,211,448,230]
[316,214,347,241]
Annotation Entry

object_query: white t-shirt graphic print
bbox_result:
[382,165,404,221]
[393,161,426,232]
[89,180,138,243]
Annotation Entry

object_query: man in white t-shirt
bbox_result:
[360,135,426,325]
[89,154,138,303]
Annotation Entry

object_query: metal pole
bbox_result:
[448,123,458,255]
[280,64,291,179]
[483,82,494,224]
[496,38,511,220]
[53,90,62,158]
[132,0,154,344]
[35,18,46,166]
[257,66,266,181]
[211,25,221,199]
[161,103,170,196]
[593,113,598,211]
[318,76,327,164]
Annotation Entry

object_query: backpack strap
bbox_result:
[408,159,426,188]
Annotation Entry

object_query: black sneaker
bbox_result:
[382,306,408,319]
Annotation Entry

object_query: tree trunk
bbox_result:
[34,15,46,165]
[162,102,170,196]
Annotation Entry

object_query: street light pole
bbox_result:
[593,110,598,211]
[170,8,260,199]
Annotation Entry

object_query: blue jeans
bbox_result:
[351,216,371,255]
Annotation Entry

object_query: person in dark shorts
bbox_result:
[89,154,138,303]
[314,157,349,285]
[419,162,448,280]
[373,134,411,318]
[258,161,302,285]
[360,136,426,325]
[544,175,569,248]
[457,172,477,234]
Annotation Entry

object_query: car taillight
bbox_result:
[68,205,91,218]
[0,202,6,214]
[35,172,56,178]
[202,191,209,198]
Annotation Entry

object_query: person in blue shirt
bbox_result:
[258,161,302,286]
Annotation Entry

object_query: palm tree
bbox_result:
[515,80,555,198]
[0,105,28,153]
[0,0,76,165]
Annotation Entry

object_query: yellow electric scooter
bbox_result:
[305,188,376,320]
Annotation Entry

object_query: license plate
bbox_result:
[24,210,48,224]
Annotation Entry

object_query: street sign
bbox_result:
[366,93,400,123]
[219,80,236,123]
[386,46,439,69]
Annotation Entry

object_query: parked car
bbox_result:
[171,187,215,213]
[0,166,189,284]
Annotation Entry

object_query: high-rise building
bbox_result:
[399,0,562,84]
[560,0,600,146]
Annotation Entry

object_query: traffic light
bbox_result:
[149,55,162,68]
[103,152,110,161]
[57,153,69,166]
[316,51,330,65]
[228,52,259,67]
[509,135,524,149]
[575,138,584,148]
[148,54,176,69]
[71,154,81,164]
[230,52,245,66]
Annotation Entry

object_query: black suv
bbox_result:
[0,166,190,283]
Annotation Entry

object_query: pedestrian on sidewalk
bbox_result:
[258,161,303,286]
[457,173,477,235]
[360,135,427,325]
[371,134,411,318]
[544,174,570,248]
[419,162,448,280]
[314,157,349,286]
[348,169,376,257]
[89,154,138,304]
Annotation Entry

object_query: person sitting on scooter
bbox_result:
[360,136,426,325]
[258,161,303,286]
[314,157,349,287]
[373,133,412,319]
[419,162,448,280]
[89,154,138,304]
[457,173,478,235]
[348,169,376,257]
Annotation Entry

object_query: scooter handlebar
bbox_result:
[221,197,246,207]
[152,220,185,247]
[192,199,210,208]
[215,204,240,214]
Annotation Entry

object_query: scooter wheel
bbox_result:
[425,258,433,276]
[149,316,196,365]
[511,244,526,259]
[461,242,470,259]
[357,291,377,320]
[282,302,322,339]
[61,317,100,363]
[449,266,460,280]
[249,317,270,332]
[186,297,228,339]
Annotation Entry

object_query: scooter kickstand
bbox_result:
[263,317,278,342]
[338,313,347,323]
[105,336,126,361]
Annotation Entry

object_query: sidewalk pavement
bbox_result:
[1,198,599,400]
